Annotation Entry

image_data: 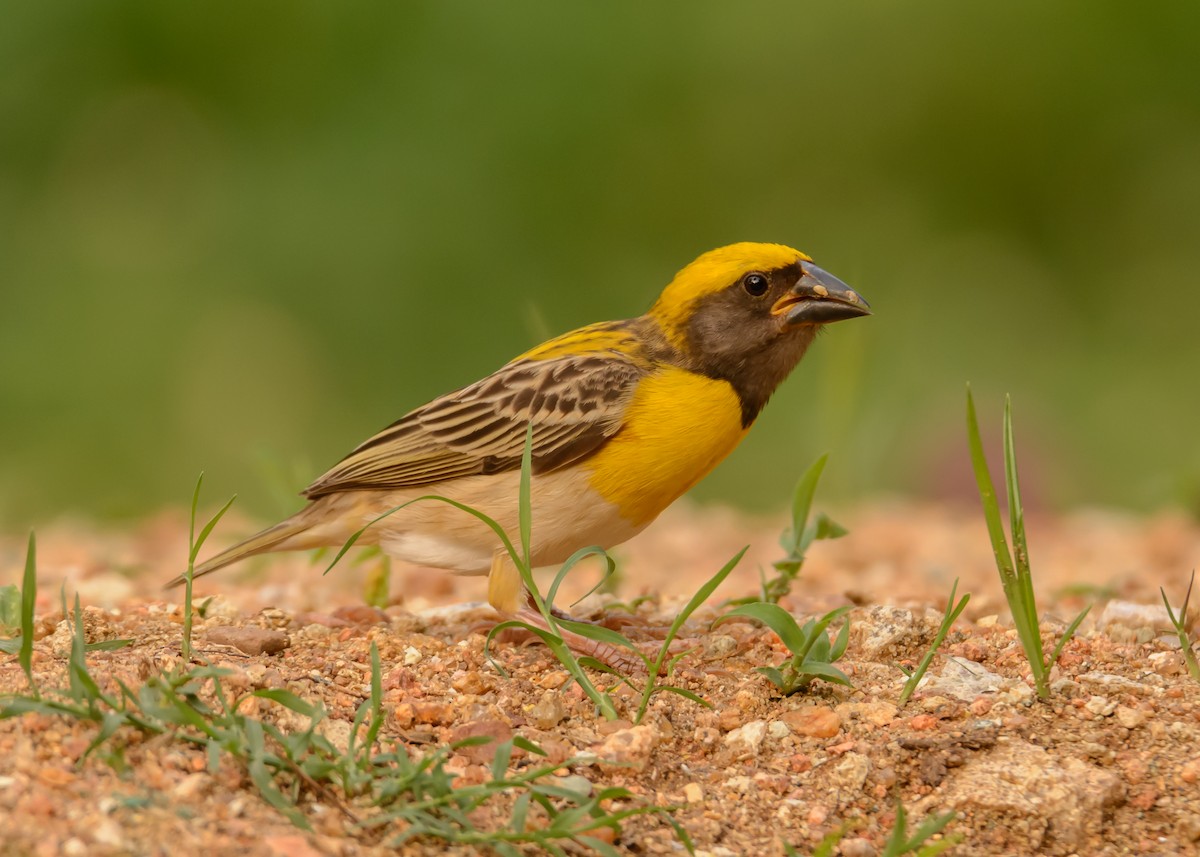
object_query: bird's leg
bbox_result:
[487,549,525,615]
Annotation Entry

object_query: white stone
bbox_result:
[723,720,768,756]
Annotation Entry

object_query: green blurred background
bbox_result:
[3,1,1200,530]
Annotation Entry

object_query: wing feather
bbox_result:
[302,350,647,498]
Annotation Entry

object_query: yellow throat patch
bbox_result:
[585,365,748,527]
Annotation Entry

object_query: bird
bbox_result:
[167,242,870,668]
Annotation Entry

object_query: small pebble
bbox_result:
[530,692,566,729]
[767,720,791,741]
[703,634,738,658]
[780,705,841,738]
[1084,696,1117,718]
[724,720,768,756]
[205,626,289,656]
[1115,705,1146,729]
[592,725,659,771]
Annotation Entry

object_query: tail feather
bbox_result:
[164,518,311,589]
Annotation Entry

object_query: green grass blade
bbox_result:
[1162,573,1200,682]
[545,545,614,613]
[968,387,1049,697]
[183,475,235,660]
[829,614,852,660]
[629,547,746,722]
[795,661,853,687]
[796,605,852,660]
[717,602,808,655]
[67,593,91,703]
[915,836,964,857]
[654,686,711,707]
[904,809,959,851]
[899,579,970,707]
[364,642,384,747]
[1046,604,1091,671]
[1002,396,1025,572]
[965,387,1016,579]
[788,453,828,554]
[188,474,204,565]
[86,639,133,652]
[192,494,238,566]
[490,739,514,781]
[755,665,787,690]
[808,819,860,857]
[251,689,321,718]
[664,546,747,654]
[881,801,909,857]
[20,532,37,693]
[1003,397,1040,647]
[511,735,546,756]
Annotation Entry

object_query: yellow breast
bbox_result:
[585,366,748,527]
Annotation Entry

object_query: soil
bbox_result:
[2,500,1200,857]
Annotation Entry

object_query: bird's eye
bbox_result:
[742,273,769,297]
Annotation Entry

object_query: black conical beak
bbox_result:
[773,261,871,325]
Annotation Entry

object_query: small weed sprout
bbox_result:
[736,454,847,605]
[881,802,961,857]
[0,582,20,637]
[182,473,236,661]
[0,534,39,692]
[789,818,861,857]
[1161,570,1200,683]
[966,388,1089,700]
[898,578,970,707]
[716,603,852,695]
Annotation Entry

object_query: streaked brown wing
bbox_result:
[302,352,647,498]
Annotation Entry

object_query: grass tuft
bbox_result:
[716,603,853,695]
[182,473,236,660]
[1161,570,1200,683]
[734,454,847,605]
[966,387,1089,699]
[898,578,970,707]
[881,802,961,857]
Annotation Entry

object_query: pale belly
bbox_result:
[340,466,646,574]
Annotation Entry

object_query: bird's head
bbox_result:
[648,242,871,421]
